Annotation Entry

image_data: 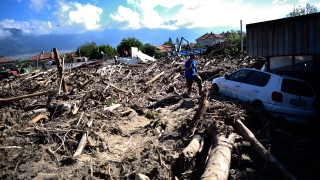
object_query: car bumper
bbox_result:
[264,103,315,123]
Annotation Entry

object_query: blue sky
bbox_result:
[0,0,319,57]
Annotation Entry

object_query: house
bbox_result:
[0,56,14,70]
[196,32,225,46]
[156,45,173,56]
[246,12,320,96]
[156,45,173,53]
[27,51,54,67]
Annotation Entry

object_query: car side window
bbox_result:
[244,71,271,87]
[229,69,250,82]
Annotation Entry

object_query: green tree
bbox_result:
[163,38,175,46]
[99,44,116,59]
[224,31,246,55]
[76,42,98,59]
[142,43,156,57]
[117,37,143,56]
[287,3,318,17]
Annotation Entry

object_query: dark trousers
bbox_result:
[186,75,202,95]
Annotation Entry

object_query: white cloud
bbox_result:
[0,28,12,40]
[110,6,141,29]
[28,0,49,12]
[0,19,55,35]
[111,0,182,29]
[272,0,288,5]
[55,1,103,31]
[110,0,300,30]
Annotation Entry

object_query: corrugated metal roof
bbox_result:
[0,56,14,64]
[247,12,320,56]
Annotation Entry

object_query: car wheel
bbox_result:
[252,100,265,112]
[212,84,219,93]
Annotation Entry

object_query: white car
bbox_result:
[212,68,316,123]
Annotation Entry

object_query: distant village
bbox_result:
[0,31,234,79]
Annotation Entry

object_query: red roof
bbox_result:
[0,56,14,64]
[27,52,54,62]
[196,32,225,41]
[156,45,172,53]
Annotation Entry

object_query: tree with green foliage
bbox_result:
[76,42,98,59]
[142,43,156,57]
[287,3,318,17]
[163,38,175,46]
[99,44,116,59]
[117,37,143,56]
[224,31,246,55]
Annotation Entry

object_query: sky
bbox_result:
[0,0,320,57]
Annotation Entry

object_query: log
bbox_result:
[28,114,49,124]
[182,135,203,161]
[201,133,236,180]
[53,48,68,93]
[234,118,296,180]
[145,71,164,85]
[0,90,54,104]
[183,89,209,139]
[174,135,203,174]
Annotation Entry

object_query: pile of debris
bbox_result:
[0,50,319,179]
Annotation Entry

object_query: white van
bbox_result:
[212,68,316,123]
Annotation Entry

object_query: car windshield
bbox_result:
[281,78,314,97]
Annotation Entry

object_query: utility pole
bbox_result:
[240,19,243,53]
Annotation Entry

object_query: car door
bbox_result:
[237,70,271,102]
[221,69,251,98]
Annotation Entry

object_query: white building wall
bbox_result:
[196,38,225,46]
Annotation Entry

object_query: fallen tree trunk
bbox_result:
[201,133,236,180]
[174,135,203,174]
[183,89,209,139]
[182,135,203,161]
[233,118,296,180]
[0,90,54,104]
[145,71,164,85]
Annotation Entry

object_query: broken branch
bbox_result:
[0,91,54,104]
[145,71,164,85]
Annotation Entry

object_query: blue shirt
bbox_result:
[185,59,197,79]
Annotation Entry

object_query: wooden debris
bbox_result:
[183,89,209,139]
[53,48,68,93]
[0,91,54,104]
[201,133,236,180]
[73,119,93,156]
[234,118,296,180]
[182,135,203,161]
[145,71,164,85]
[28,114,49,124]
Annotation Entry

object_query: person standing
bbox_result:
[184,53,202,96]
[70,53,75,63]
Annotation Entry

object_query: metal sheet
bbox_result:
[247,13,320,56]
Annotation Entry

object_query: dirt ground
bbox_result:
[0,52,320,180]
